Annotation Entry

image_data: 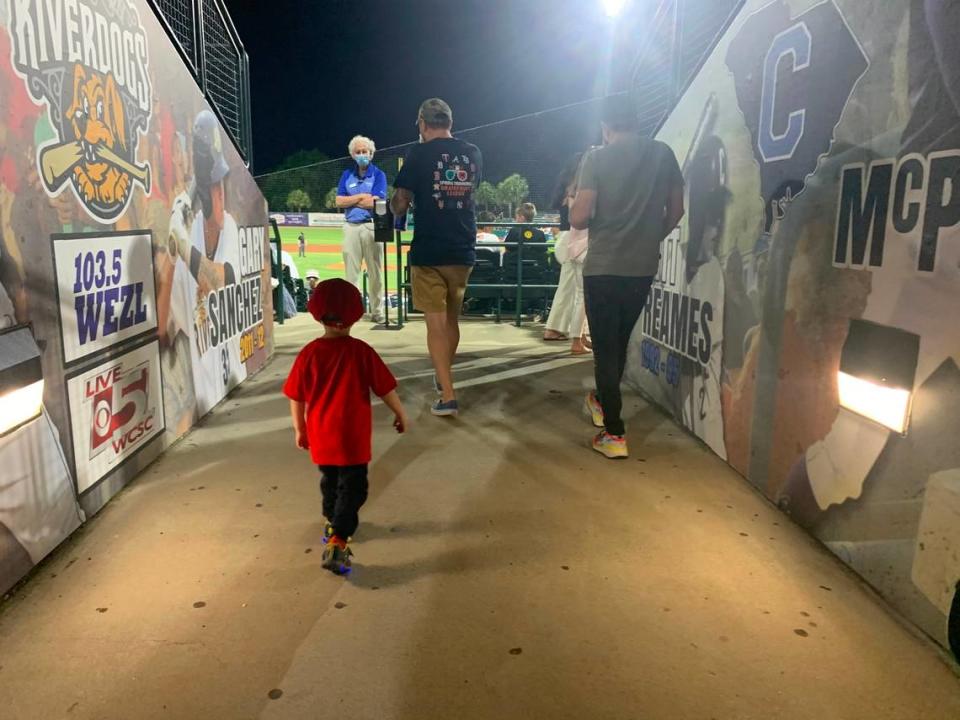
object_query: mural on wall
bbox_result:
[0,0,272,595]
[627,0,960,656]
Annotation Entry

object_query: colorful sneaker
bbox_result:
[321,537,353,576]
[584,392,604,428]
[592,431,628,459]
[321,521,334,545]
[431,399,459,417]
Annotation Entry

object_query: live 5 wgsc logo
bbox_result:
[8,0,153,222]
[84,358,157,460]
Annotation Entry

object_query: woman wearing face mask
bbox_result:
[336,135,388,323]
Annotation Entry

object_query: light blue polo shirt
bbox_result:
[338,162,387,224]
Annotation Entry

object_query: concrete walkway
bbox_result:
[1,316,958,720]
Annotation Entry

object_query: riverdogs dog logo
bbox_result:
[8,0,152,222]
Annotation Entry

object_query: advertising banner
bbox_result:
[0,0,272,593]
[52,231,157,365]
[308,212,342,227]
[626,0,960,654]
[65,339,165,494]
[269,212,308,226]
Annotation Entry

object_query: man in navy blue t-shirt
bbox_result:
[392,98,482,417]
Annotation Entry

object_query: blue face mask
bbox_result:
[354,153,371,167]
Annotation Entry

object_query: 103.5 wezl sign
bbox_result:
[52,230,157,364]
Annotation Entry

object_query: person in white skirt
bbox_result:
[544,153,590,354]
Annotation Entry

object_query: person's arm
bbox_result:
[569,189,596,230]
[391,148,416,217]
[334,169,371,208]
[174,231,230,293]
[664,182,685,234]
[336,193,371,208]
[662,146,685,235]
[568,150,597,230]
[154,247,176,345]
[289,399,308,449]
[372,168,388,199]
[391,188,413,217]
[380,389,407,433]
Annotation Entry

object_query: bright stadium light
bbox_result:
[837,319,919,435]
[602,0,627,18]
[0,326,45,436]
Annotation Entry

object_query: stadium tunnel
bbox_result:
[0,0,958,718]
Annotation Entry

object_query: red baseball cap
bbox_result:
[307,278,364,328]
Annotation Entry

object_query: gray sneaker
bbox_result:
[431,399,459,417]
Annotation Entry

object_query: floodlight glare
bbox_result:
[0,380,44,435]
[837,319,919,435]
[837,372,911,434]
[602,0,627,18]
[0,325,45,436]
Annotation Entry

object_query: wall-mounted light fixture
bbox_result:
[837,319,920,435]
[0,325,44,436]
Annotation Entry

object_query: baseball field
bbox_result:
[278,225,409,282]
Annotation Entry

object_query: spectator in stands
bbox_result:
[543,153,590,354]
[298,231,306,257]
[391,98,482,417]
[337,135,387,324]
[570,94,684,459]
[502,203,549,272]
[305,269,320,292]
[476,211,501,247]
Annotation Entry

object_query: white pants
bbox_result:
[545,258,586,338]
[342,222,384,319]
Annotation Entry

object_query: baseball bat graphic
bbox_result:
[38,141,151,193]
[39,141,83,188]
[95,145,151,192]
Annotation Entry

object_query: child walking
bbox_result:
[283,279,407,575]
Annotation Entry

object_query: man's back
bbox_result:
[503,225,549,272]
[578,136,682,278]
[395,137,483,267]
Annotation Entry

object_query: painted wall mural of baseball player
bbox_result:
[626,0,960,658]
[0,0,271,595]
[162,109,248,420]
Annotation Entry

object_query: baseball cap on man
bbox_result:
[305,269,320,280]
[307,278,364,328]
[418,98,453,128]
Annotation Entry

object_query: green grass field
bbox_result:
[277,225,408,282]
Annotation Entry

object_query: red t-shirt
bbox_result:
[283,336,397,466]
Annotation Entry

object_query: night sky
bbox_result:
[225,0,652,183]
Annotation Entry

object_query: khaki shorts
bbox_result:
[411,265,473,314]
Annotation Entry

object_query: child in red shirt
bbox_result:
[283,279,407,575]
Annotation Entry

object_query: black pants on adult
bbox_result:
[583,275,654,437]
[318,465,369,539]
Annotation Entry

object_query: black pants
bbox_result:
[319,465,369,539]
[583,275,654,436]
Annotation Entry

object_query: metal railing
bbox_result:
[389,223,563,329]
[148,0,253,165]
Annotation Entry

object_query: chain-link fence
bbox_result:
[148,0,253,162]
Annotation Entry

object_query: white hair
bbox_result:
[348,135,376,155]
